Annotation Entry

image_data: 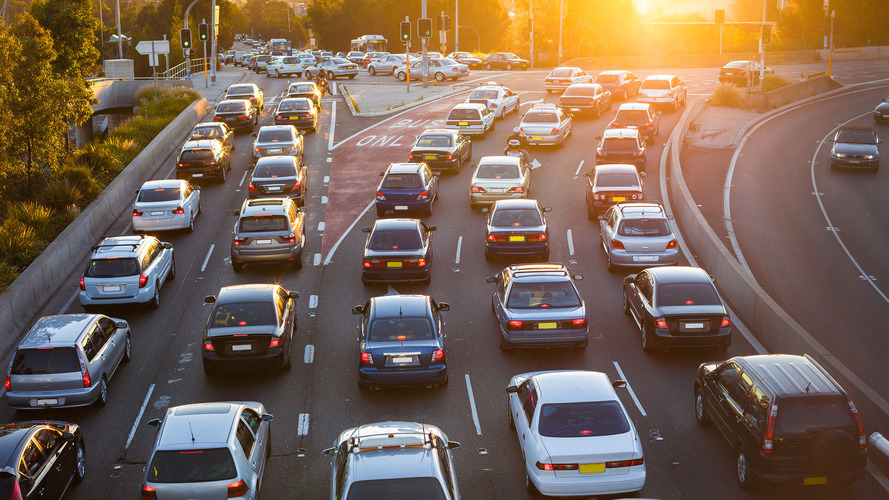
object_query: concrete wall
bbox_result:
[759,75,842,110]
[103,59,134,79]
[0,98,212,357]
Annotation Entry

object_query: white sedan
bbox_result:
[506,370,646,497]
[465,83,520,119]
[132,179,200,233]
[266,55,303,78]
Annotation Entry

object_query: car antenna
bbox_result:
[399,307,403,317]
[189,422,196,442]
[805,382,811,395]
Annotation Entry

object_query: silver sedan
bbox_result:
[305,57,358,79]
[132,179,200,233]
[519,103,573,147]
[469,156,531,209]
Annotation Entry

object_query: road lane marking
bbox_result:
[455,236,463,264]
[464,374,483,435]
[612,362,646,417]
[323,176,330,184]
[201,244,215,272]
[326,157,332,163]
[238,170,248,187]
[297,413,310,435]
[309,294,319,308]
[566,230,574,255]
[324,200,374,265]
[574,160,585,176]
[126,384,156,450]
[331,81,337,95]
[327,101,337,151]
[318,222,325,231]
[313,253,321,266]
[304,345,314,363]
[321,196,328,204]
[59,290,79,314]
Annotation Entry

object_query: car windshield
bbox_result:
[416,135,452,147]
[254,163,295,178]
[491,208,542,227]
[835,129,877,144]
[538,401,631,437]
[603,137,640,151]
[345,478,447,500]
[656,282,721,307]
[191,127,223,139]
[239,215,289,232]
[368,229,422,250]
[290,84,314,93]
[257,129,292,142]
[448,108,480,120]
[505,53,520,59]
[216,102,245,113]
[596,173,640,189]
[641,79,671,90]
[278,100,311,112]
[595,74,619,83]
[563,86,595,97]
[382,174,422,189]
[618,219,671,237]
[86,258,140,277]
[180,150,213,161]
[477,164,520,179]
[138,187,180,202]
[775,395,855,434]
[368,317,434,341]
[212,301,277,327]
[469,90,498,100]
[523,112,558,124]
[506,281,581,308]
[147,448,237,483]
[549,68,574,77]
[11,347,79,375]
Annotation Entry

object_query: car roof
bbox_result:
[157,403,242,448]
[347,447,437,482]
[91,235,150,259]
[551,66,582,71]
[216,284,279,304]
[182,139,219,149]
[646,266,712,284]
[0,425,37,464]
[372,218,421,231]
[598,70,627,75]
[725,60,755,67]
[218,99,250,106]
[493,198,539,210]
[239,198,290,216]
[140,179,185,190]
[386,163,424,174]
[614,203,666,218]
[617,103,651,111]
[255,156,298,167]
[644,74,676,80]
[533,371,618,403]
[594,164,640,175]
[478,155,522,166]
[280,97,313,105]
[369,294,431,318]
[193,122,226,129]
[732,355,843,398]
[419,129,456,136]
[528,103,559,111]
[257,125,295,133]
[603,128,640,138]
[21,314,97,347]
[452,103,486,111]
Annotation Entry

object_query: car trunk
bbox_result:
[135,200,182,222]
[522,124,559,137]
[618,235,671,253]
[504,306,584,333]
[559,95,595,106]
[540,432,638,478]
[252,177,298,196]
[10,347,83,393]
[659,305,725,335]
[208,327,274,358]
[410,149,451,163]
[368,340,437,371]
[84,258,141,299]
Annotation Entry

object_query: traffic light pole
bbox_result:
[202,18,208,88]
[421,0,428,89]
[183,0,201,79]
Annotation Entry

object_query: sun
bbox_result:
[635,0,649,15]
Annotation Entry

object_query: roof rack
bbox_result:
[92,235,144,252]
[619,203,663,217]
[345,424,436,454]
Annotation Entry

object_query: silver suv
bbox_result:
[322,421,461,499]
[598,202,679,271]
[230,198,306,272]
[638,74,687,111]
[5,313,132,409]
[79,235,175,310]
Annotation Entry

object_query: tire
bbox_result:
[641,325,655,352]
[695,387,711,427]
[293,250,303,269]
[217,165,226,184]
[202,361,215,375]
[369,67,376,76]
[148,283,160,309]
[506,63,513,71]
[94,377,107,407]
[74,442,86,482]
[673,99,679,112]
[810,429,859,478]
[396,71,406,82]
[485,63,493,70]
[736,447,756,490]
[266,69,272,78]
[123,334,132,362]
[606,255,614,272]
[622,292,631,316]
[281,345,292,371]
[232,262,244,273]
[435,72,445,82]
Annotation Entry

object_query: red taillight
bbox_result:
[666,239,678,249]
[376,191,385,200]
[486,234,497,243]
[138,274,149,288]
[596,150,604,157]
[79,276,85,291]
[645,120,653,127]
[606,457,644,468]
[253,148,261,154]
[850,400,867,449]
[654,317,667,328]
[269,338,281,348]
[417,190,429,201]
[445,153,453,160]
[233,237,247,246]
[277,235,296,244]
[360,352,374,365]
[141,485,157,500]
[507,186,524,193]
[132,209,143,216]
[609,120,618,127]
[720,316,732,327]
[550,128,559,134]
[202,340,215,351]
[763,403,778,454]
[611,238,625,249]
[572,318,587,328]
[431,349,444,362]
[537,233,547,243]
[417,258,427,267]
[227,479,249,498]
[4,375,10,392]
[290,181,301,193]
[508,320,523,329]
[558,98,564,106]
[238,114,247,120]
[172,206,185,215]
[408,153,416,159]
[212,116,222,121]
[536,461,578,471]
[77,347,91,388]
[471,186,486,193]
[363,260,372,268]
[248,182,257,193]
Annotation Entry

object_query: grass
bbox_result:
[709,83,746,108]
[762,74,792,92]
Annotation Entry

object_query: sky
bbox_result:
[635,0,737,19]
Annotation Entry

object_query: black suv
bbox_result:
[176,139,232,183]
[694,354,867,489]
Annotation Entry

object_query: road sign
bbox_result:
[136,40,170,55]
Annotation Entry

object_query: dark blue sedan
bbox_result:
[375,162,439,217]
[483,199,551,261]
[353,294,449,389]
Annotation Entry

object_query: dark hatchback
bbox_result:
[596,128,647,171]
[829,126,881,171]
[201,284,298,373]
[212,99,258,132]
[483,52,529,71]
[376,162,439,217]
[353,294,450,389]
[248,156,307,205]
[483,199,551,261]
[286,82,322,109]
[175,139,231,183]
[274,97,318,132]
[361,218,435,285]
[0,421,85,499]
[408,129,472,173]
[189,122,235,153]
[623,266,731,352]
[557,83,612,117]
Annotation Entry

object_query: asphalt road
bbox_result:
[5,61,888,499]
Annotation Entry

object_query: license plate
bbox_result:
[103,285,121,292]
[225,117,236,121]
[570,108,580,112]
[267,186,282,192]
[392,356,412,364]
[269,148,282,154]
[538,322,557,330]
[579,463,605,474]
[489,188,506,194]
[36,399,58,406]
[387,261,403,268]
[150,211,164,216]
[612,196,625,202]
[192,173,203,178]
[509,236,525,242]
[395,205,409,210]
[804,476,827,485]
[289,116,298,120]
[532,137,543,141]
[424,155,437,160]
[458,121,468,126]
[685,322,705,329]
[257,239,273,245]
[635,255,657,262]
[231,344,252,351]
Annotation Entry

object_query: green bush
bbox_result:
[0,219,41,268]
[709,83,746,108]
[762,74,792,92]
[37,178,83,212]
[60,165,102,199]
[7,202,54,239]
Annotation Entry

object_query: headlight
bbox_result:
[833,152,846,158]
[864,154,876,159]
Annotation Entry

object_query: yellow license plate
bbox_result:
[532,137,543,141]
[458,121,468,126]
[579,463,605,474]
[509,236,525,242]
[424,155,437,160]
[803,477,827,485]
[289,116,298,120]
[538,322,557,330]
[612,196,626,202]
[386,261,403,268]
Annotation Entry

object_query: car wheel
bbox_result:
[357,376,370,389]
[525,468,539,494]
[293,250,303,269]
[508,404,515,430]
[281,345,292,370]
[74,441,86,482]
[622,291,631,316]
[217,166,226,183]
[148,282,160,309]
[168,258,175,280]
[499,335,514,351]
[695,387,711,427]
[232,262,244,273]
[606,255,614,272]
[94,377,108,407]
[369,67,376,76]
[514,99,521,113]
[123,334,132,362]
[452,157,461,174]
[485,63,493,70]
[641,325,655,352]
[736,447,756,490]
[396,71,406,81]
[187,211,195,232]
[266,69,272,78]
[202,360,215,375]
[506,63,513,71]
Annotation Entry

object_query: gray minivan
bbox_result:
[5,314,132,410]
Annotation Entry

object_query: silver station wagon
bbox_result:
[79,235,175,310]
[598,202,679,271]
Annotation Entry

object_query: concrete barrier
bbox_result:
[759,75,842,110]
[0,97,212,357]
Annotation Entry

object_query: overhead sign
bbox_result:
[135,40,170,55]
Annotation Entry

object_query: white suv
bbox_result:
[638,75,687,112]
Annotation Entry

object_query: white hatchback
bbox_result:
[132,179,200,233]
[445,103,495,137]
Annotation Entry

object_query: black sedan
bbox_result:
[830,126,881,171]
[201,284,298,373]
[483,52,529,71]
[274,97,318,132]
[408,129,472,173]
[0,421,85,499]
[623,266,732,352]
[353,294,450,389]
[483,199,551,261]
[212,99,258,132]
[286,81,322,109]
[361,218,435,285]
[249,156,307,205]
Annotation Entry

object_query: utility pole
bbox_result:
[759,0,766,93]
[529,0,534,69]
[558,0,563,65]
[421,0,428,89]
[828,10,835,77]
[184,0,202,79]
[211,0,217,84]
[454,0,458,52]
[115,0,122,58]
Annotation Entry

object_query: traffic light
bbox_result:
[761,23,772,45]
[444,15,452,31]
[418,18,432,38]
[199,23,209,41]
[180,28,192,49]
[400,21,411,42]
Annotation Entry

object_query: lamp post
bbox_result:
[115,0,122,58]
[558,0,563,65]
[529,0,534,69]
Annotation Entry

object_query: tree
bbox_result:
[30,0,100,78]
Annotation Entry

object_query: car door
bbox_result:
[514,379,539,467]
[97,316,125,375]
[492,269,510,325]
[704,361,742,441]
[17,433,64,500]
[235,415,262,490]
[33,427,73,499]
[599,207,616,251]
[626,272,650,326]
[560,109,572,137]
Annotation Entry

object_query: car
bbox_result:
[638,75,687,111]
[447,51,481,68]
[6,313,131,409]
[361,218,435,285]
[394,58,469,82]
[212,98,258,132]
[79,235,174,310]
[694,354,867,489]
[176,138,232,182]
[248,156,307,205]
[543,66,593,93]
[304,57,358,79]
[556,83,612,117]
[408,128,472,173]
[225,83,264,111]
[465,82,521,119]
[607,103,660,145]
[346,51,365,64]
[0,421,85,498]
[488,263,587,350]
[829,126,881,171]
[594,70,642,100]
[295,52,316,67]
[132,179,200,233]
[445,103,495,137]
[243,54,256,70]
[718,60,774,86]
[201,284,298,373]
[142,402,274,500]
[506,370,645,496]
[361,51,390,68]
[251,125,303,166]
[595,128,647,172]
[322,422,461,499]
[623,266,732,352]
[286,81,322,109]
[189,121,235,152]
[353,294,450,389]
[319,51,334,59]
[483,52,529,71]
[483,199,551,261]
[375,162,439,217]
[426,51,444,59]
[274,97,318,132]
[253,54,272,72]
[230,197,306,272]
[233,50,247,65]
[519,103,573,147]
[469,156,531,209]
[585,164,644,218]
[873,96,889,123]
[367,54,412,75]
[266,55,303,78]
[598,202,678,271]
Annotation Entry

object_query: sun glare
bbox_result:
[636,0,648,15]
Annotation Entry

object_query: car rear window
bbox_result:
[641,79,670,90]
[278,100,311,112]
[775,395,856,434]
[507,280,581,308]
[257,129,293,142]
[596,173,640,189]
[523,112,557,123]
[369,318,434,341]
[290,84,314,93]
[147,448,237,483]
[330,58,351,64]
[191,127,223,139]
[595,74,619,84]
[382,174,422,189]
[602,137,640,151]
[282,57,297,64]
[216,102,245,113]
[256,55,271,62]
[469,90,498,100]
[416,135,452,148]
[618,219,671,237]
[563,86,595,97]
[212,302,277,327]
[448,108,480,120]
[477,164,520,179]
[538,401,631,437]
[368,229,423,250]
[228,85,255,94]
[138,187,180,203]
[86,258,140,277]
[491,208,542,227]
[11,347,79,375]
[180,149,213,161]
[239,215,289,232]
[656,283,721,307]
[346,477,447,500]
[549,68,574,77]
[616,110,650,121]
[254,163,296,178]
[835,129,877,144]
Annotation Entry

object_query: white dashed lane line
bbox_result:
[309,294,319,309]
[298,413,310,435]
[126,384,156,450]
[465,374,483,435]
[567,230,575,256]
[613,361,646,417]
[574,159,585,176]
[455,236,463,264]
[304,345,315,363]
[201,244,215,272]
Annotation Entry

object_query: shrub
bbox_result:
[709,83,746,108]
[37,178,83,211]
[60,165,102,199]
[0,219,41,268]
[7,202,54,239]
[763,74,792,92]
[74,142,120,181]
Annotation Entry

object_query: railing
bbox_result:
[159,58,211,80]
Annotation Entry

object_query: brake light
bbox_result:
[376,191,385,200]
[550,128,559,134]
[508,320,523,329]
[238,114,247,120]
[596,150,604,157]
[177,163,185,168]
[269,338,281,348]
[138,274,149,288]
[572,318,587,327]
[654,317,667,328]
[212,116,222,121]
[720,316,731,327]
[248,182,257,193]
[4,375,9,392]
[202,340,215,351]
[486,234,497,243]
[431,349,444,362]
[227,479,249,498]
[635,151,645,156]
[290,181,301,192]
[537,233,547,243]
[360,352,374,365]
[536,461,578,471]
[611,238,625,249]
[408,153,416,159]
[507,186,524,193]
[491,103,498,108]
[609,120,618,127]
[417,190,429,201]
[363,259,372,268]
[606,457,644,468]
[77,347,91,388]
[445,153,453,160]
[645,120,653,127]
[141,485,157,500]
[763,403,778,454]
[254,148,261,154]
[471,186,486,193]
[132,209,143,216]
[79,276,85,291]
[849,400,866,448]
[172,206,185,215]
[666,239,678,249]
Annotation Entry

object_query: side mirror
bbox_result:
[352,305,364,315]
[640,171,647,177]
[428,226,437,231]
[147,418,161,428]
[62,431,75,442]
[543,207,552,212]
[361,227,371,233]
[703,371,716,382]
[486,276,496,283]
[709,275,717,283]
[583,171,591,177]
[506,385,518,393]
[438,302,450,311]
[470,163,477,169]
[204,295,217,303]
[612,380,627,389]
[194,186,201,190]
[117,321,128,329]
[573,274,583,281]
[262,413,274,422]
[299,130,306,135]
[233,210,240,216]
[322,447,336,458]
[379,171,385,176]
[135,190,140,195]
[447,441,461,450]
[163,242,173,249]
[251,132,257,137]
[288,291,299,299]
[481,207,489,214]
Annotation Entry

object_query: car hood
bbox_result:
[876,103,889,113]
[656,305,725,316]
[833,142,878,155]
